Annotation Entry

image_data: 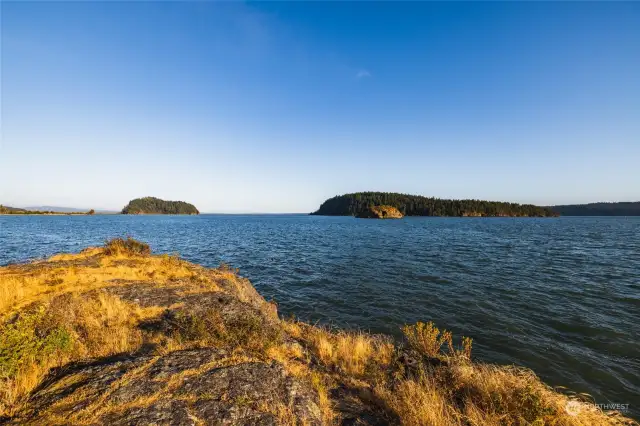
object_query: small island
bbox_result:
[355,205,403,219]
[121,197,199,215]
[312,192,558,217]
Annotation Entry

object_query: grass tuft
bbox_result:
[402,321,453,358]
[402,321,473,359]
[104,237,151,256]
[0,306,74,379]
[301,323,394,377]
[167,308,282,352]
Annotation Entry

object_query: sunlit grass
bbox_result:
[0,248,195,318]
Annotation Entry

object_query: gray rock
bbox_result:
[18,349,322,425]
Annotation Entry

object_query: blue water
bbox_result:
[1,215,639,417]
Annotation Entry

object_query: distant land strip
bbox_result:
[548,201,640,216]
[3,198,639,216]
[0,205,95,215]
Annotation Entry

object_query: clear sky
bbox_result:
[1,2,639,212]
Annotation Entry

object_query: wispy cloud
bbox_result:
[356,69,371,79]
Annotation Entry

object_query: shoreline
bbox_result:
[0,239,635,424]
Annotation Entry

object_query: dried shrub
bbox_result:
[104,237,151,256]
[402,321,452,358]
[166,308,281,352]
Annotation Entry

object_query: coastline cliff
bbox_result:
[355,205,404,219]
[0,240,632,425]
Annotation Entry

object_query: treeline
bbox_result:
[550,202,640,216]
[0,205,26,214]
[0,205,91,215]
[121,197,199,215]
[312,192,558,217]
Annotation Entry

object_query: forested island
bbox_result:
[312,192,558,217]
[121,197,199,215]
[550,202,640,216]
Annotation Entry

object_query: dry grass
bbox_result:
[0,291,162,416]
[1,240,637,425]
[375,374,458,426]
[0,249,196,319]
[366,322,635,426]
[266,340,337,425]
[103,237,151,256]
[403,321,452,357]
[259,401,309,426]
[166,307,282,352]
[286,320,636,425]
[0,239,221,417]
[302,324,394,376]
[402,321,472,359]
[374,358,635,426]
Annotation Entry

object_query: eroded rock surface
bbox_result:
[16,349,321,425]
[355,205,403,219]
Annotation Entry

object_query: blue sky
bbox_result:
[1,2,639,212]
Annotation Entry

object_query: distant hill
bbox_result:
[24,206,117,214]
[121,197,199,215]
[312,192,557,217]
[25,206,89,213]
[0,205,93,215]
[0,205,27,213]
[550,202,640,216]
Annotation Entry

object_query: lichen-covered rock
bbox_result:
[15,349,322,425]
[355,205,403,219]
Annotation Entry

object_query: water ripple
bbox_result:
[1,215,638,418]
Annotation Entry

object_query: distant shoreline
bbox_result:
[3,213,639,218]
[0,213,93,216]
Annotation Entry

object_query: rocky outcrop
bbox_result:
[22,349,320,425]
[355,205,403,219]
[2,246,321,425]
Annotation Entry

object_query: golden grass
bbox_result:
[0,291,163,416]
[266,340,337,425]
[374,358,635,426]
[402,321,472,359]
[48,247,102,262]
[375,374,458,426]
[103,237,151,256]
[0,240,219,417]
[290,320,636,425]
[258,401,307,426]
[1,240,637,425]
[0,251,196,319]
[402,321,453,357]
[302,324,394,376]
